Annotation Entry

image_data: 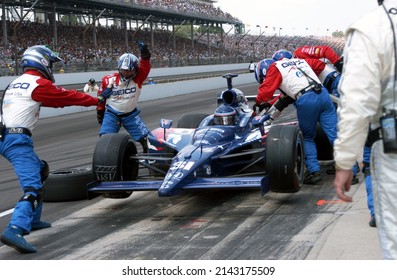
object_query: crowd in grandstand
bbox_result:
[121,0,239,21]
[0,0,345,75]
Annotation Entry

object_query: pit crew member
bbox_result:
[96,41,151,153]
[0,45,102,254]
[255,49,337,185]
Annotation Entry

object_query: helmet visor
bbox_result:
[214,115,236,125]
[119,68,137,80]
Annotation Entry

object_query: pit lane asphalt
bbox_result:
[0,83,382,260]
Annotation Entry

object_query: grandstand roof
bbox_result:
[3,0,240,26]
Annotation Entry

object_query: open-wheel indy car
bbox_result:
[43,74,332,202]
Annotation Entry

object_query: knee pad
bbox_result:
[19,187,42,210]
[41,160,50,183]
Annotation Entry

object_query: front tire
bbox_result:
[92,133,138,198]
[266,125,305,193]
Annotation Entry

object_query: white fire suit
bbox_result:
[334,0,397,259]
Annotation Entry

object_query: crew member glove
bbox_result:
[333,57,343,72]
[253,102,271,113]
[137,40,151,59]
[97,110,105,124]
[97,95,105,104]
[98,88,113,104]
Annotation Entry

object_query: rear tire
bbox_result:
[92,133,138,198]
[177,113,208,128]
[266,125,305,193]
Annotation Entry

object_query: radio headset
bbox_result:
[379,1,397,153]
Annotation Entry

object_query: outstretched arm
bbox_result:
[32,78,98,107]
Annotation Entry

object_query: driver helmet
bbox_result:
[89,78,95,84]
[118,53,139,83]
[213,105,239,126]
[20,45,62,83]
[254,58,274,84]
[272,49,293,61]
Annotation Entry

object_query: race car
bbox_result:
[43,74,335,202]
[85,74,306,199]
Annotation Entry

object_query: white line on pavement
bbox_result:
[0,209,14,218]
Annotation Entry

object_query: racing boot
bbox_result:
[303,171,322,185]
[326,164,336,175]
[139,136,148,154]
[1,225,37,253]
[369,215,376,227]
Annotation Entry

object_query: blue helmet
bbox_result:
[213,104,238,125]
[20,45,62,82]
[118,53,139,82]
[254,58,274,84]
[272,49,293,61]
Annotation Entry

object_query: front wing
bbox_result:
[87,176,270,197]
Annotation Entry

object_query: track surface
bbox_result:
[0,83,359,260]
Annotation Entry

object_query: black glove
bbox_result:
[274,95,294,112]
[97,95,105,104]
[137,40,151,59]
[101,87,113,98]
[253,102,271,113]
[97,87,112,104]
[97,110,104,124]
[333,57,343,72]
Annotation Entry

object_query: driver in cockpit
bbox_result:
[213,104,239,126]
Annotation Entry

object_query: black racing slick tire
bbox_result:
[92,133,138,199]
[315,123,334,161]
[42,167,93,202]
[266,125,305,193]
[177,113,208,128]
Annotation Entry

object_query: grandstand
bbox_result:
[0,0,344,76]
